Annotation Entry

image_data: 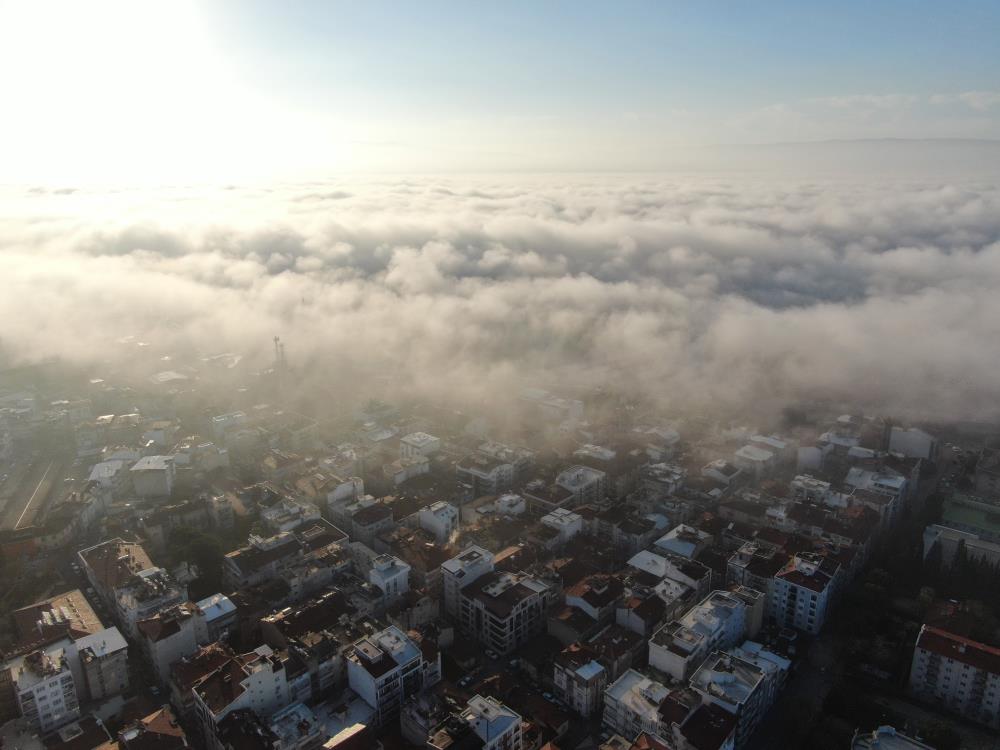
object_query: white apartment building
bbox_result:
[400,432,441,460]
[347,626,437,726]
[87,459,132,498]
[130,455,176,497]
[456,454,515,496]
[138,604,199,685]
[769,553,839,635]
[690,651,770,749]
[553,645,607,717]
[193,594,237,644]
[261,498,321,533]
[493,493,526,516]
[418,501,459,543]
[192,645,291,745]
[441,545,494,618]
[733,444,776,479]
[540,508,584,544]
[728,641,791,715]
[602,669,670,741]
[908,625,1000,729]
[702,460,743,486]
[369,554,411,600]
[5,626,129,733]
[10,648,80,733]
[889,427,937,461]
[648,590,758,681]
[556,465,607,505]
[655,524,713,560]
[461,694,522,750]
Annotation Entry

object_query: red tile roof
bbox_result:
[916,625,1000,674]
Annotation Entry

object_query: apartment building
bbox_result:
[347,625,437,726]
[9,648,79,733]
[459,571,557,655]
[690,652,770,749]
[418,501,459,544]
[428,694,523,750]
[441,545,494,618]
[553,643,607,717]
[602,669,670,741]
[192,645,291,748]
[769,552,840,635]
[908,625,1000,729]
[648,589,762,681]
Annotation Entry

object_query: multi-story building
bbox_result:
[74,627,130,701]
[462,694,522,750]
[400,432,441,460]
[888,427,938,461]
[130,455,176,497]
[114,568,188,639]
[192,645,291,748]
[690,651,770,748]
[769,553,840,635]
[78,538,155,606]
[726,542,787,601]
[556,466,608,506]
[655,524,713,560]
[908,625,1000,729]
[602,669,670,741]
[169,643,235,722]
[346,625,438,726]
[648,589,762,681]
[193,594,237,643]
[428,694,523,750]
[418,501,459,544]
[369,554,411,601]
[457,454,515,496]
[11,589,103,650]
[222,532,304,589]
[138,604,200,685]
[540,508,584,544]
[733,444,776,479]
[78,539,187,638]
[459,571,556,655]
[565,574,624,624]
[351,503,395,547]
[87,459,132,499]
[441,545,494,618]
[553,643,607,717]
[261,498,321,533]
[10,648,79,733]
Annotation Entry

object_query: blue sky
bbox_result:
[1,0,998,180]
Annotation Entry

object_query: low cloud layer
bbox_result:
[2,174,1000,423]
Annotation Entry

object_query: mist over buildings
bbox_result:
[2,170,1000,424]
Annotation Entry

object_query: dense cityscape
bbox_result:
[0,346,997,750]
[3,3,1000,750]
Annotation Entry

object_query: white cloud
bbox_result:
[1,175,1000,422]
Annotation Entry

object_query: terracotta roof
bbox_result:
[13,589,102,647]
[80,539,154,591]
[916,625,1000,674]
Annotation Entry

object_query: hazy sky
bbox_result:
[1,0,999,181]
